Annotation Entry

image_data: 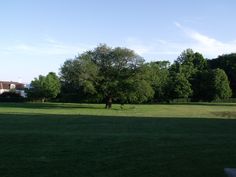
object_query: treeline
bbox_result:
[27,44,236,104]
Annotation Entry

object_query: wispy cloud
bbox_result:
[124,22,236,61]
[124,37,187,60]
[1,38,95,57]
[174,22,236,57]
[2,26,235,63]
[124,38,154,56]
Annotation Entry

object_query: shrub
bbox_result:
[0,92,25,102]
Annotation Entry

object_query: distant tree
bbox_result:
[142,61,170,102]
[175,49,207,79]
[27,72,61,102]
[191,69,232,101]
[177,49,207,69]
[208,53,236,97]
[191,70,213,101]
[60,44,154,107]
[167,73,192,100]
[211,68,232,100]
[192,52,208,71]
[117,76,154,104]
[168,49,209,101]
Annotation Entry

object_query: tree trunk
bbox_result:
[105,95,112,109]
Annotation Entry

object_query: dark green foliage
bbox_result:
[60,44,153,104]
[167,49,207,100]
[0,92,25,102]
[208,53,236,97]
[175,49,207,79]
[126,79,154,103]
[192,52,208,70]
[177,49,207,70]
[167,73,192,99]
[58,46,235,103]
[211,68,232,100]
[192,69,232,101]
[27,72,61,102]
[141,62,170,102]
[60,56,99,102]
[191,70,213,101]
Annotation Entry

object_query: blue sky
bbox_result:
[1,0,236,83]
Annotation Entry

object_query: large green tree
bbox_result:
[191,69,232,101]
[167,49,206,101]
[208,53,236,97]
[60,44,154,107]
[142,61,170,102]
[167,73,192,100]
[191,70,212,101]
[174,49,207,79]
[60,55,99,101]
[211,68,232,100]
[27,72,61,102]
[168,49,209,101]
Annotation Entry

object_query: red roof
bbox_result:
[0,81,25,90]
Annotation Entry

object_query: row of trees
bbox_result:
[26,44,235,106]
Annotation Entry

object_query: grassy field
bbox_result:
[0,102,236,177]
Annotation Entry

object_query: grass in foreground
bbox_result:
[0,103,235,177]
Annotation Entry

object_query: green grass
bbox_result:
[0,102,236,118]
[0,102,236,177]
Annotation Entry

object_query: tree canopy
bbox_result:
[208,53,236,97]
[27,45,236,104]
[211,68,232,100]
[27,72,61,102]
[60,44,154,105]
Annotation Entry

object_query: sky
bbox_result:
[1,0,236,83]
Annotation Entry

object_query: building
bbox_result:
[0,81,26,97]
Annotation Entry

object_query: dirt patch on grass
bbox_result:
[212,111,236,118]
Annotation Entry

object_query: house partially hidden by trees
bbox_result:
[0,81,26,97]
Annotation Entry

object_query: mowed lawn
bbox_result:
[0,103,236,177]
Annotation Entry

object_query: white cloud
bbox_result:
[124,37,187,61]
[2,26,235,63]
[174,22,236,57]
[174,22,182,28]
[1,38,95,57]
[124,23,236,61]
[124,38,154,55]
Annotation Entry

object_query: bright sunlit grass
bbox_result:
[0,102,236,118]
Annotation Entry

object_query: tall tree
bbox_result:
[191,70,212,101]
[142,61,170,102]
[168,49,209,101]
[208,53,236,97]
[192,69,232,101]
[60,56,99,101]
[175,49,207,79]
[211,68,232,100]
[60,44,154,107]
[167,73,192,100]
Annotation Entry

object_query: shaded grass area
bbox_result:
[0,112,236,177]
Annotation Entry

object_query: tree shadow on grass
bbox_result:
[211,111,236,118]
[0,102,106,110]
[0,113,236,177]
[168,102,236,107]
